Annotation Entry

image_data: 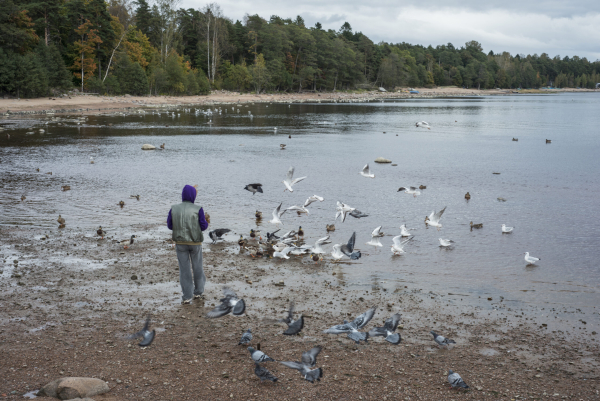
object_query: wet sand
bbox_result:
[1,87,597,117]
[1,225,599,400]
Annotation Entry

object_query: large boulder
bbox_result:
[141,144,156,150]
[38,377,109,400]
[374,157,392,163]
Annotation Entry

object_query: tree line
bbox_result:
[1,0,599,98]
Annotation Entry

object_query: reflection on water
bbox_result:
[1,94,600,312]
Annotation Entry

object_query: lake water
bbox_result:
[1,93,599,317]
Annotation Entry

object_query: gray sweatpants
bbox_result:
[175,244,205,301]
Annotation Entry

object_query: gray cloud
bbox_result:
[181,0,600,60]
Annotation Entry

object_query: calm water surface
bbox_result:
[1,94,599,316]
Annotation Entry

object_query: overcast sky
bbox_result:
[180,0,600,61]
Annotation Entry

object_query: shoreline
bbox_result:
[1,87,597,117]
[0,225,598,400]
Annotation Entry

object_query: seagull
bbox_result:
[281,230,297,240]
[304,195,324,207]
[266,229,281,242]
[280,301,304,335]
[391,235,412,255]
[114,235,136,249]
[439,238,453,247]
[399,224,411,237]
[366,226,384,247]
[238,329,252,345]
[524,252,540,265]
[280,347,323,383]
[397,186,421,197]
[282,166,306,192]
[273,247,294,260]
[310,236,331,254]
[335,201,355,222]
[369,313,402,344]
[127,315,156,347]
[448,370,469,389]
[502,224,513,233]
[248,346,275,363]
[254,363,278,383]
[416,121,431,129]
[324,306,376,343]
[349,209,369,219]
[340,232,361,260]
[206,287,246,318]
[425,206,446,230]
[270,203,287,225]
[244,183,263,195]
[208,229,231,243]
[331,244,345,261]
[360,164,374,178]
[431,331,456,348]
[287,205,309,214]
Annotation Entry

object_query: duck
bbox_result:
[255,210,262,220]
[46,172,52,175]
[118,201,125,207]
[114,235,136,249]
[288,135,291,139]
[205,212,211,225]
[310,253,323,264]
[464,192,471,200]
[326,224,335,232]
[470,221,483,229]
[21,195,26,201]
[250,229,258,239]
[160,143,165,149]
[512,138,518,141]
[97,226,106,239]
[298,226,304,237]
[61,185,71,191]
[238,235,247,248]
[419,185,426,190]
[57,215,66,225]
[36,168,39,172]
[129,195,140,200]
[280,144,286,149]
[546,139,552,143]
[246,246,264,258]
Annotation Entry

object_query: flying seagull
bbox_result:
[360,164,374,178]
[324,306,376,343]
[425,206,446,230]
[282,166,306,192]
[209,229,231,243]
[335,201,355,223]
[248,346,276,363]
[127,315,156,347]
[279,346,323,383]
[238,329,252,345]
[397,186,421,197]
[416,121,431,129]
[366,226,384,247]
[501,224,513,233]
[244,183,263,195]
[399,224,411,237]
[206,287,246,318]
[310,235,331,254]
[273,246,294,260]
[448,370,469,389]
[280,301,304,335]
[254,363,278,383]
[369,313,402,344]
[524,252,540,265]
[431,331,456,348]
[391,235,412,255]
[270,202,287,225]
[304,195,324,207]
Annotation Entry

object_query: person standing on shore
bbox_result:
[167,185,209,304]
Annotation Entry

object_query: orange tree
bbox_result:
[72,18,102,91]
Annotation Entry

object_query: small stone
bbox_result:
[374,157,392,163]
[131,275,138,280]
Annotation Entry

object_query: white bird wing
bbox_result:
[315,236,331,246]
[285,166,295,183]
[273,203,285,219]
[362,164,370,174]
[371,226,382,237]
[392,235,403,247]
[287,205,303,211]
[430,206,446,224]
[303,198,315,207]
[291,176,306,185]
[281,247,294,256]
[312,195,324,202]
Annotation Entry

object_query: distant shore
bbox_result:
[1,87,597,117]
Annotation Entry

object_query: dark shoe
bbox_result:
[193,294,204,300]
[181,298,192,305]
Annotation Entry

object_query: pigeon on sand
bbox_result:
[238,329,252,345]
[254,363,278,383]
[280,346,323,383]
[248,346,276,362]
[431,331,456,348]
[369,313,402,344]
[279,301,304,335]
[324,306,376,343]
[127,315,156,347]
[447,370,469,389]
[206,287,246,318]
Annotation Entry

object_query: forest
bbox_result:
[1,0,599,98]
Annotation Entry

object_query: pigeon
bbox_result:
[248,346,275,362]
[397,186,421,197]
[310,235,331,254]
[279,346,323,383]
[340,232,361,260]
[438,238,453,247]
[360,164,374,178]
[431,331,456,347]
[280,301,304,335]
[501,224,513,233]
[324,306,376,343]
[254,363,278,383]
[270,202,287,225]
[244,183,263,195]
[366,226,384,247]
[447,370,469,389]
[273,247,294,260]
[391,235,412,255]
[127,315,156,347]
[114,235,136,249]
[238,329,252,345]
[425,206,446,229]
[524,252,540,265]
[349,209,369,219]
[266,230,281,243]
[416,121,431,129]
[282,166,306,192]
[206,287,246,318]
[209,229,231,243]
[369,313,402,344]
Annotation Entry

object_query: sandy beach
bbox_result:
[1,224,599,400]
[1,87,597,117]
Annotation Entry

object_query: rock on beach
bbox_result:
[141,144,156,150]
[374,157,392,163]
[38,377,109,400]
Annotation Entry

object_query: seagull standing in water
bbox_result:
[502,224,513,233]
[524,252,540,265]
[282,166,306,192]
[360,164,375,178]
[391,235,412,255]
[270,202,287,225]
[425,206,446,230]
[366,226,384,247]
[439,238,453,247]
